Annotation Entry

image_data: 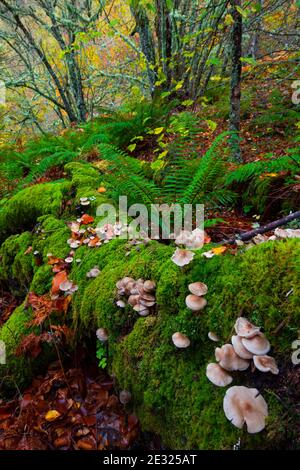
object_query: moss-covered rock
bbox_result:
[0,160,299,449]
[0,232,33,295]
[68,238,299,450]
[0,181,71,243]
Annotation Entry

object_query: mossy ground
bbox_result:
[0,161,299,449]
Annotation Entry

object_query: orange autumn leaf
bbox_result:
[212,246,227,255]
[81,214,94,225]
[51,270,68,295]
[88,236,100,247]
[204,234,212,244]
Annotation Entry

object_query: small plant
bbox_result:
[96,343,107,369]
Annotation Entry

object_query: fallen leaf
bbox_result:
[51,270,68,295]
[45,410,61,422]
[81,214,94,225]
[212,246,227,255]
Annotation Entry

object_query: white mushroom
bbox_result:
[116,300,126,308]
[206,363,233,387]
[185,294,207,311]
[241,332,270,356]
[188,282,208,297]
[208,332,220,342]
[172,332,190,349]
[171,248,195,267]
[96,328,109,342]
[234,317,260,338]
[253,355,279,375]
[223,386,268,433]
[231,335,254,360]
[215,344,249,371]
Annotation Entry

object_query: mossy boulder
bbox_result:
[0,181,71,243]
[68,238,299,449]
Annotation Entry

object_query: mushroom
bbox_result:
[206,363,233,387]
[208,332,220,342]
[65,257,74,264]
[241,332,270,356]
[128,295,139,306]
[215,344,249,371]
[234,317,260,338]
[186,228,205,249]
[87,267,101,278]
[59,280,74,292]
[138,308,150,317]
[175,230,192,246]
[231,335,254,360]
[119,390,131,405]
[185,294,207,311]
[143,280,156,293]
[253,355,279,375]
[116,300,126,308]
[172,332,190,349]
[188,282,208,297]
[171,248,195,267]
[223,386,268,433]
[96,328,109,342]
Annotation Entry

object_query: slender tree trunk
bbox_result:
[229,0,243,162]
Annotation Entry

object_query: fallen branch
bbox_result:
[224,210,300,244]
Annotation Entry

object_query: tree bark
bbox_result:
[229,0,243,162]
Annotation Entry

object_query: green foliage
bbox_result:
[225,151,300,213]
[98,132,236,209]
[96,343,108,369]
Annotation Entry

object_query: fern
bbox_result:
[225,153,300,185]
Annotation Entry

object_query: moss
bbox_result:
[30,265,53,295]
[107,239,299,449]
[0,232,34,295]
[0,181,71,243]
[32,215,70,261]
[0,303,34,392]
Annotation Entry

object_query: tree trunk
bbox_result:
[229,0,243,163]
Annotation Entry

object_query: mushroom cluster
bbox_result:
[185,281,208,311]
[115,277,156,317]
[206,317,279,434]
[171,228,211,267]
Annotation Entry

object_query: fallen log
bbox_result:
[224,210,300,244]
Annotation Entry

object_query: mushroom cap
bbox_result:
[65,257,74,263]
[188,282,208,297]
[128,295,140,306]
[208,332,220,342]
[87,267,100,278]
[59,280,74,292]
[138,308,150,317]
[172,332,190,348]
[143,280,156,292]
[139,298,156,307]
[116,300,126,308]
[253,355,279,374]
[234,317,260,338]
[171,248,195,267]
[231,335,254,360]
[206,363,233,387]
[138,290,156,302]
[241,333,270,356]
[185,294,207,311]
[223,386,268,433]
[119,390,131,405]
[96,327,109,342]
[175,230,192,246]
[215,344,250,371]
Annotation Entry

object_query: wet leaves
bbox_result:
[0,364,139,450]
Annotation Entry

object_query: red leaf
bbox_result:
[51,270,68,295]
[81,214,94,225]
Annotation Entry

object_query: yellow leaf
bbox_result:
[45,410,61,422]
[212,246,227,255]
[153,127,164,135]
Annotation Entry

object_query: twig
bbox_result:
[223,211,300,244]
